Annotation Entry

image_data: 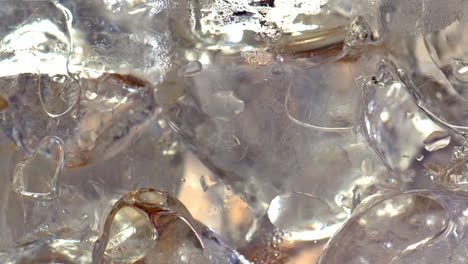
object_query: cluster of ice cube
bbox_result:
[0,0,466,263]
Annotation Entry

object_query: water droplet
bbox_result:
[12,136,65,200]
[423,131,451,152]
[39,74,81,118]
[406,112,414,119]
[416,154,424,161]
[179,61,203,77]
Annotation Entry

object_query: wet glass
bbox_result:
[0,1,467,264]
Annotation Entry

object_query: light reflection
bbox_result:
[375,197,412,218]
[0,20,69,77]
[224,24,245,43]
[198,0,331,53]
[411,115,443,138]
[283,224,341,242]
[50,238,89,262]
[290,24,320,36]
[380,111,389,123]
[266,0,326,28]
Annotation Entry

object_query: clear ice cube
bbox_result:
[319,190,468,264]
